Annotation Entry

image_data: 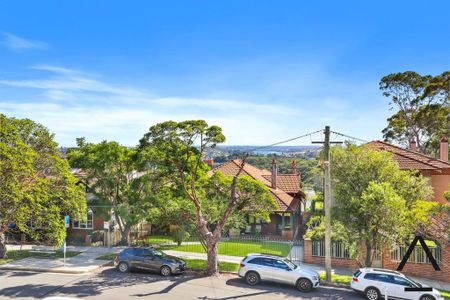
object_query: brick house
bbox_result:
[67,169,151,245]
[304,139,450,282]
[210,159,306,240]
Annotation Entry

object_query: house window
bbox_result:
[73,209,94,229]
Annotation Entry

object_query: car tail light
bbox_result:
[240,263,245,268]
[353,277,358,282]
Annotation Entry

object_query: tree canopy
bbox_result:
[139,120,276,275]
[0,114,86,258]
[68,139,162,245]
[380,71,449,156]
[307,144,436,266]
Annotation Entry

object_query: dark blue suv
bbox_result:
[114,247,186,276]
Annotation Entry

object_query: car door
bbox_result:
[391,276,420,300]
[248,257,273,281]
[140,249,161,272]
[130,249,147,270]
[271,259,295,284]
[364,273,397,298]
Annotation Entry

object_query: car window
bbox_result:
[393,276,413,287]
[272,260,290,270]
[248,257,274,267]
[364,273,393,283]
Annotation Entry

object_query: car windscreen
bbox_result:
[150,249,166,258]
[283,258,297,269]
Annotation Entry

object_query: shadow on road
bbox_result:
[224,278,360,300]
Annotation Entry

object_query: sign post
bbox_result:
[104,221,110,247]
[64,215,69,266]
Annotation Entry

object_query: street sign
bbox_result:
[103,221,109,230]
[64,215,70,228]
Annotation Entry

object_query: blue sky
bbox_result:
[0,1,449,146]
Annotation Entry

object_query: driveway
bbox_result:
[0,267,364,300]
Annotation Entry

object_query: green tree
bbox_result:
[68,140,162,245]
[323,145,434,266]
[380,71,449,156]
[0,114,86,258]
[139,120,276,275]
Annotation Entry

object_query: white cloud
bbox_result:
[1,32,48,51]
[0,65,305,146]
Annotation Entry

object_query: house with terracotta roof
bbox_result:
[368,138,450,204]
[210,159,306,240]
[304,138,450,283]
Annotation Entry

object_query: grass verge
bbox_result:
[0,250,80,265]
[161,240,290,257]
[183,258,240,273]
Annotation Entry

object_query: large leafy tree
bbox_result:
[380,71,449,156]
[0,114,86,258]
[68,139,162,245]
[139,120,276,275]
[308,144,435,266]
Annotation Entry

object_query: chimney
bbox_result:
[409,138,417,152]
[291,160,298,174]
[440,137,448,162]
[271,159,278,189]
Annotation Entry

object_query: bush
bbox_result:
[173,228,190,246]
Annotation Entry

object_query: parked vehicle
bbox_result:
[238,253,320,292]
[114,247,186,276]
[350,268,443,300]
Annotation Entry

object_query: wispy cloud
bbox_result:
[1,32,48,51]
[0,65,303,146]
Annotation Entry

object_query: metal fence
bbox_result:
[134,234,302,260]
[390,245,441,265]
[312,240,351,259]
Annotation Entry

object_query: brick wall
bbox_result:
[382,245,450,283]
[303,238,450,283]
[303,238,361,270]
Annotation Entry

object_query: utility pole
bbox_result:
[312,126,341,283]
[323,126,332,283]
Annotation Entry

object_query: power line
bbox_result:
[330,130,368,143]
[242,129,323,154]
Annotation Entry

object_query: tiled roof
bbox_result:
[368,141,450,173]
[210,159,303,212]
[262,174,301,194]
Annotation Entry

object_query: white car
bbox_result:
[238,253,320,292]
[350,268,443,300]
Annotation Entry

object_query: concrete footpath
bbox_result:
[2,245,449,291]
[0,245,121,274]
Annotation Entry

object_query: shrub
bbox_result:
[173,227,190,246]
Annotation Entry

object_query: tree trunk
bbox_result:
[120,227,131,246]
[206,240,219,276]
[365,240,373,267]
[0,231,7,259]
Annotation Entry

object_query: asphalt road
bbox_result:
[0,267,365,300]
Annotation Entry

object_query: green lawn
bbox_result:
[146,235,174,244]
[0,250,80,265]
[183,258,240,273]
[162,240,290,257]
[96,252,117,260]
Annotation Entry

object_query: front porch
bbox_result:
[240,212,299,240]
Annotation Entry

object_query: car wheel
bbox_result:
[297,278,313,292]
[365,287,380,300]
[160,265,172,277]
[245,271,260,286]
[117,262,129,273]
[420,296,436,300]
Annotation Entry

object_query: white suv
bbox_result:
[350,268,443,300]
[238,253,320,292]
